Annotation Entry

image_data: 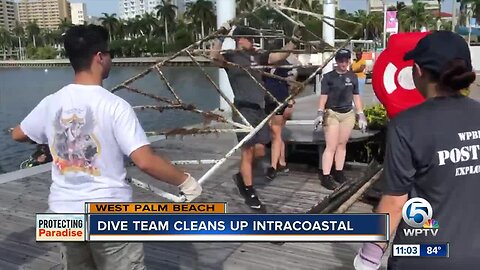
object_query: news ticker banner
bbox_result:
[392,244,449,257]
[85,202,227,214]
[36,203,388,242]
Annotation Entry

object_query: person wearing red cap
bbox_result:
[354,31,480,269]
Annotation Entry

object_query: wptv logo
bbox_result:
[402,198,439,237]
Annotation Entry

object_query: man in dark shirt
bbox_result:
[354,31,480,269]
[211,24,298,210]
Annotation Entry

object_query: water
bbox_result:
[0,66,220,173]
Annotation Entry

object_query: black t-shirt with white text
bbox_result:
[321,70,359,112]
[384,95,480,269]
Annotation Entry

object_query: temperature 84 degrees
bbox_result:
[420,244,449,257]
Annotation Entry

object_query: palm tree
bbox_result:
[99,13,119,41]
[285,0,312,11]
[155,0,178,44]
[0,28,12,60]
[13,21,25,59]
[354,10,383,39]
[236,0,256,14]
[184,0,215,39]
[58,18,73,34]
[141,12,161,41]
[400,0,434,31]
[25,21,40,47]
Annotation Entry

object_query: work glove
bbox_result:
[357,112,367,133]
[218,22,232,35]
[292,25,303,40]
[287,69,298,78]
[313,110,324,131]
[178,173,202,202]
[353,243,384,269]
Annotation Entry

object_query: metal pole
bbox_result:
[216,0,236,115]
[321,0,336,94]
[452,0,457,32]
[382,0,387,49]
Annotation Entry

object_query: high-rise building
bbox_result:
[119,0,217,19]
[70,2,87,25]
[0,0,18,30]
[119,0,164,19]
[17,0,71,29]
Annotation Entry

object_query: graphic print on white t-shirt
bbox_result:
[52,106,101,176]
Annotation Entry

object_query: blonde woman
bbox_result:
[314,49,367,190]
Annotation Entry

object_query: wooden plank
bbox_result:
[0,129,385,269]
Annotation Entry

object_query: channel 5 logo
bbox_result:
[402,198,439,237]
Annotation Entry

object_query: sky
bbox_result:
[77,0,457,17]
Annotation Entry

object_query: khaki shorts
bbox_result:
[46,210,145,270]
[323,109,356,128]
[60,242,145,270]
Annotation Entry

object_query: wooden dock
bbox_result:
[0,83,391,269]
[0,133,391,270]
[0,56,213,68]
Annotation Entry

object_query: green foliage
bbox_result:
[364,104,388,130]
[31,46,58,59]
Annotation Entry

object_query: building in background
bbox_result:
[119,0,219,19]
[70,2,86,25]
[119,0,164,19]
[17,0,71,29]
[87,15,100,25]
[0,0,18,30]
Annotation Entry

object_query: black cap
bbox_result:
[232,26,257,39]
[335,49,351,60]
[404,31,472,73]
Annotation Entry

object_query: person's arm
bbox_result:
[211,39,226,67]
[314,74,330,130]
[318,73,330,111]
[130,145,188,185]
[210,23,231,67]
[353,95,363,112]
[113,101,201,200]
[268,27,302,64]
[268,41,296,64]
[354,122,415,269]
[11,126,36,143]
[12,97,49,144]
[375,194,408,249]
[351,61,366,73]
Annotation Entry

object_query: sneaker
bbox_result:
[332,170,348,184]
[321,175,338,190]
[232,173,247,198]
[266,167,277,181]
[277,163,290,173]
[244,187,262,209]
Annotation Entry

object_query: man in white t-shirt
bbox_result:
[11,25,202,269]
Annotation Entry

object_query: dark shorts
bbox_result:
[264,100,287,115]
[233,101,271,147]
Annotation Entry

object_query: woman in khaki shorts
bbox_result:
[314,49,367,190]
